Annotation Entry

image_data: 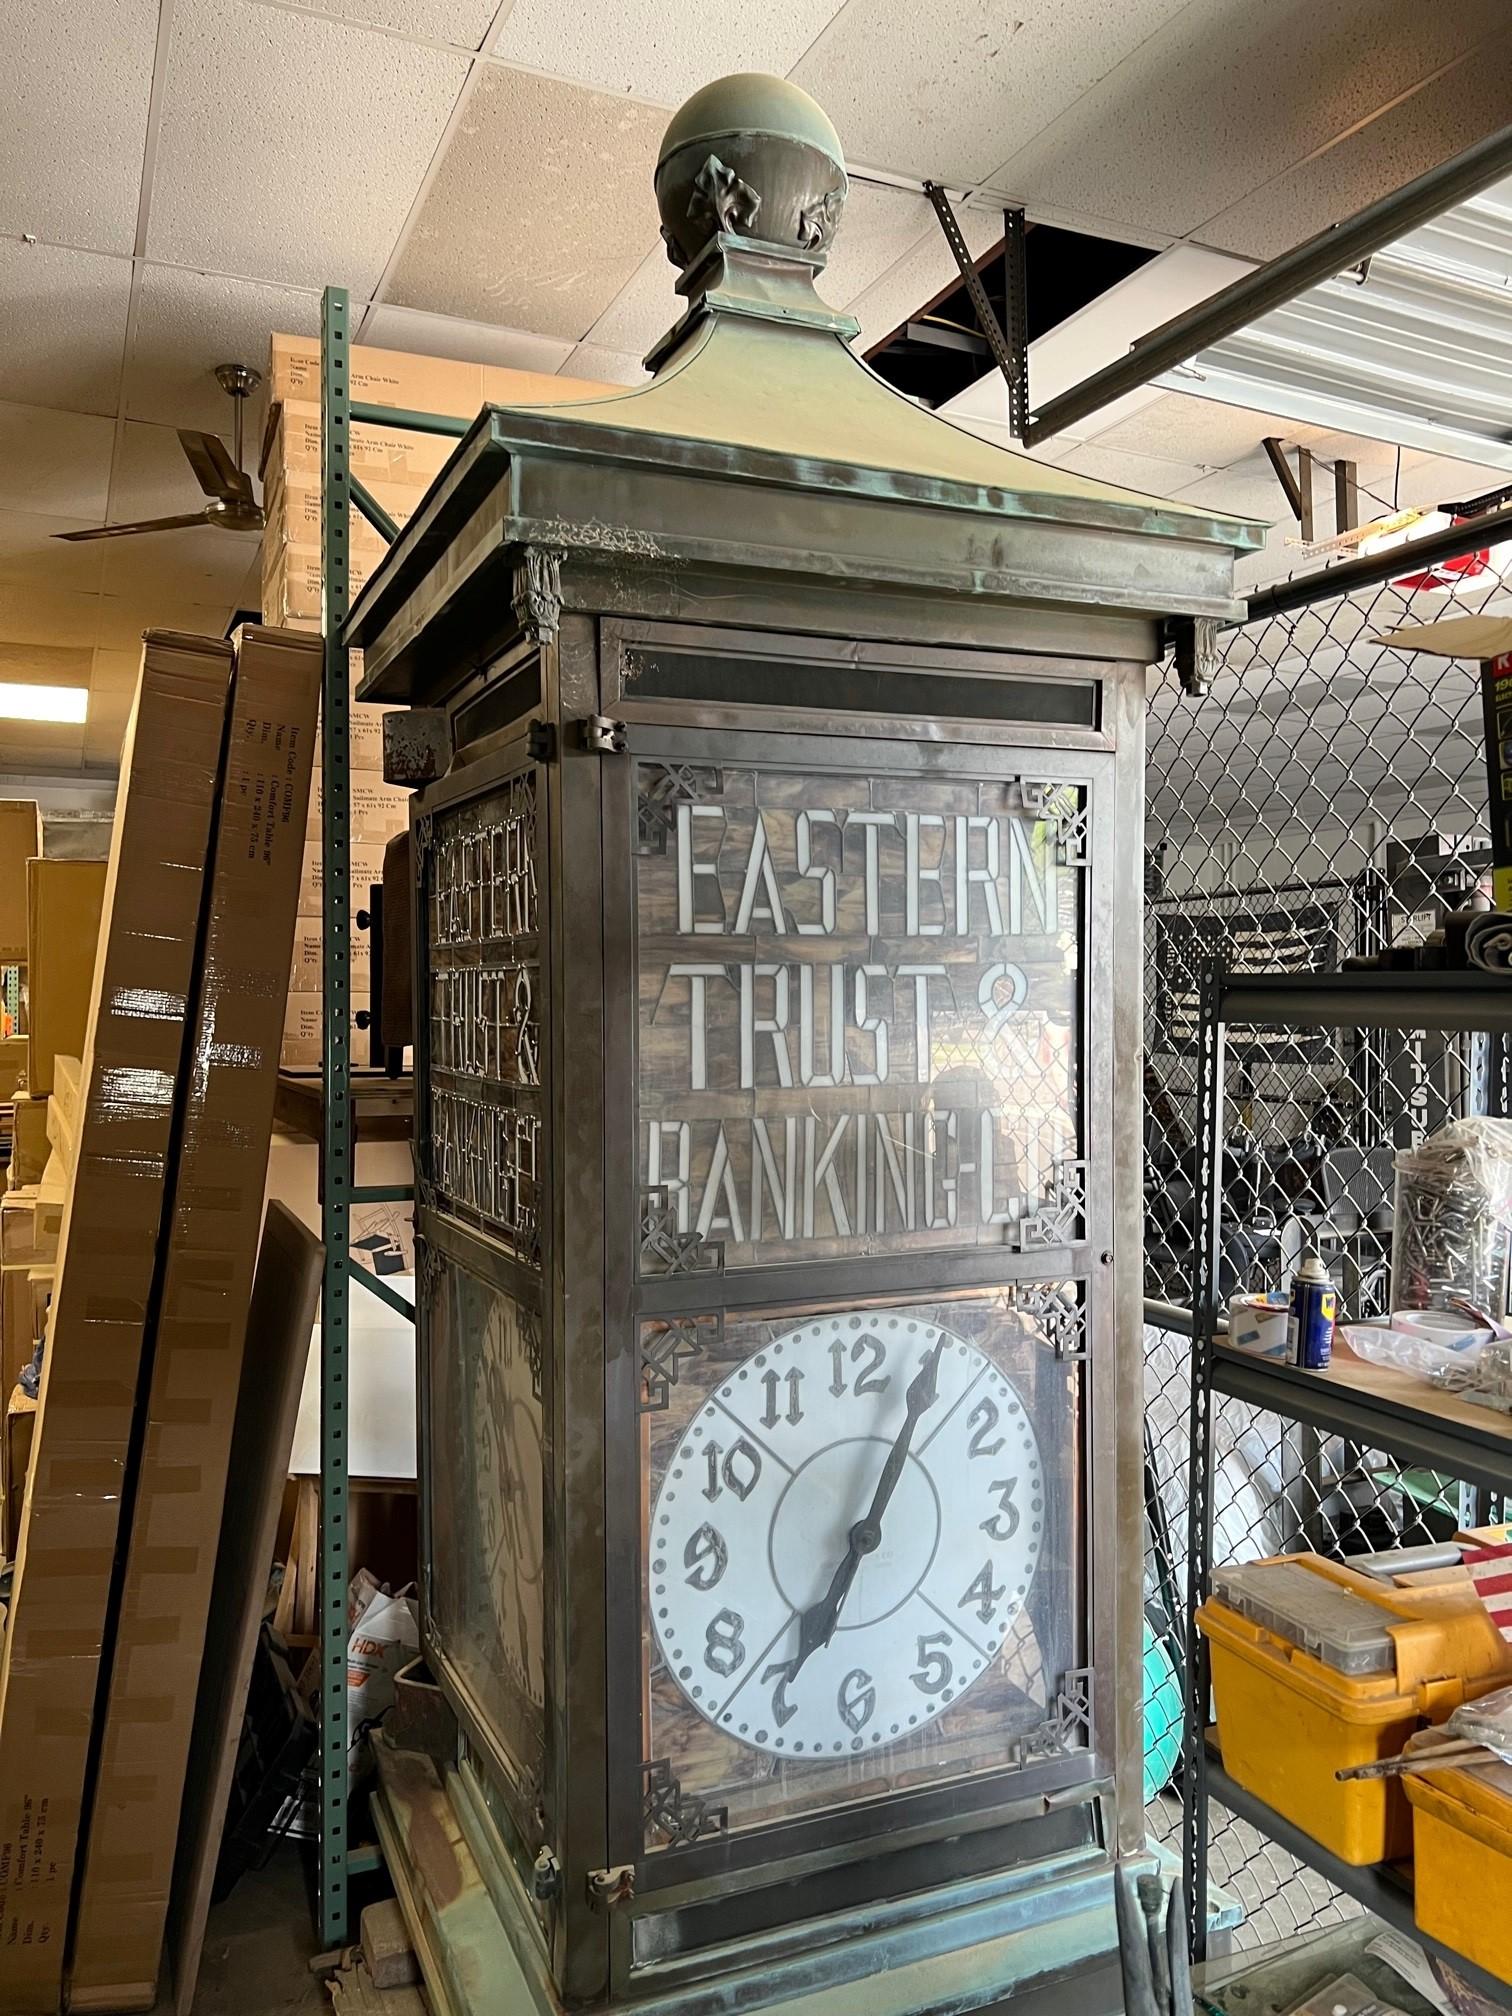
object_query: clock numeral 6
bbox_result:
[960,1560,1007,1625]
[829,1333,890,1399]
[966,1395,1006,1459]
[980,1474,1020,1542]
[910,1631,954,1696]
[703,1608,746,1679]
[683,1522,727,1591]
[702,1437,762,1504]
[762,1658,799,1728]
[837,1667,876,1733]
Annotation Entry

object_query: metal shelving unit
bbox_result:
[311,285,468,1944]
[1183,963,1512,2002]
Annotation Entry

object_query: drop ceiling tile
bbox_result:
[280,0,500,44]
[389,67,664,338]
[0,511,109,596]
[1081,394,1325,469]
[93,590,237,653]
[0,242,132,416]
[848,201,1000,356]
[1170,464,1288,524]
[816,179,932,311]
[0,405,115,520]
[125,265,322,431]
[0,641,94,688]
[582,248,683,358]
[1398,453,1512,514]
[1053,442,1209,500]
[108,420,214,527]
[0,0,157,254]
[1200,36,1512,259]
[982,0,1507,244]
[560,344,647,389]
[0,586,103,650]
[0,721,86,774]
[149,0,470,293]
[362,303,576,373]
[492,0,847,105]
[99,522,258,604]
[794,0,1196,187]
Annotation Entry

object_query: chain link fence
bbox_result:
[1141,530,1512,1948]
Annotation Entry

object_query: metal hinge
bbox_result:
[587,1864,635,1909]
[579,714,626,754]
[528,717,556,763]
[531,1846,562,1901]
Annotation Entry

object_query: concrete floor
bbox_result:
[189,1846,328,2015]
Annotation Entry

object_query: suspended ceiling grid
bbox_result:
[4,0,1512,772]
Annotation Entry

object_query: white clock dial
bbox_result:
[649,1312,1044,1761]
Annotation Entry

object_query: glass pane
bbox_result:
[425,1255,547,1824]
[639,1286,1084,1849]
[635,763,1086,1271]
[427,775,543,1262]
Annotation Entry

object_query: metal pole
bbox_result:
[1244,499,1512,620]
[319,283,354,1951]
[1025,121,1512,444]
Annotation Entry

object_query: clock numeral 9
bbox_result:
[837,1667,875,1733]
[966,1396,1006,1458]
[960,1559,1007,1625]
[910,1631,954,1696]
[760,1367,804,1429]
[980,1474,1020,1541]
[702,1436,762,1504]
[683,1522,727,1591]
[704,1608,746,1678]
[762,1658,799,1728]
[829,1333,890,1400]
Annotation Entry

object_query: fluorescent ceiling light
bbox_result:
[0,683,89,724]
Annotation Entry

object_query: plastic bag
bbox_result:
[346,1585,419,1749]
[1392,1117,1512,1321]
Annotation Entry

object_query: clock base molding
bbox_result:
[372,1737,1147,2016]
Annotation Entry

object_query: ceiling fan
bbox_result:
[55,363,264,543]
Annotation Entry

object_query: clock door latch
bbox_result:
[587,1864,636,1909]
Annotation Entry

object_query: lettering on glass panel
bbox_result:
[637,768,1088,1267]
[428,775,543,1260]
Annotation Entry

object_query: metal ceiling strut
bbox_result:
[922,184,1028,438]
[926,121,1512,447]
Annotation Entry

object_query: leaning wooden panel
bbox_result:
[69,625,322,2012]
[0,632,233,2016]
[166,1201,322,2016]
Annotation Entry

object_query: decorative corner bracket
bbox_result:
[640,1186,722,1277]
[642,1758,727,1849]
[1012,1157,1088,1252]
[639,1312,727,1412]
[512,546,565,645]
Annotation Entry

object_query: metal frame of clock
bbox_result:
[346,70,1261,2016]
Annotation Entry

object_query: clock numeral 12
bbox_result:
[980,1474,1020,1541]
[829,1333,890,1399]
[704,1607,746,1678]
[910,1631,954,1695]
[702,1437,762,1503]
[683,1522,727,1591]
[837,1667,876,1733]
[960,1560,1007,1625]
[760,1367,804,1428]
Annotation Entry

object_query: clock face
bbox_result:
[649,1312,1044,1761]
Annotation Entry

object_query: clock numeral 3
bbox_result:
[910,1631,954,1696]
[704,1607,746,1678]
[760,1367,804,1429]
[829,1333,890,1400]
[966,1395,1006,1459]
[683,1522,727,1591]
[960,1560,1007,1625]
[837,1667,876,1733]
[980,1474,1020,1541]
[762,1658,799,1728]
[702,1437,763,1503]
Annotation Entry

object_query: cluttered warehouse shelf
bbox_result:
[1185,966,1512,2003]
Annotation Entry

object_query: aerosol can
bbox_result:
[1286,1252,1337,1369]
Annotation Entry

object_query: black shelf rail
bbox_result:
[1183,961,1512,1984]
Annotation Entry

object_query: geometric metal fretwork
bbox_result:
[642,1757,728,1848]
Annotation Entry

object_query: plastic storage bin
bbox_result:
[1196,1555,1512,1864]
[1403,1732,1512,1985]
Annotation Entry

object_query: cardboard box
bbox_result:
[0,1035,24,1103]
[1,1264,49,1405]
[265,542,378,622]
[308,772,411,841]
[7,1094,47,1189]
[0,1191,62,1272]
[279,995,366,1070]
[289,922,372,994]
[298,838,389,919]
[269,331,613,421]
[261,400,457,489]
[2,1388,36,1566]
[0,631,232,2013]
[0,802,41,964]
[43,1054,80,1174]
[69,625,321,2012]
[271,474,420,556]
[25,857,107,1095]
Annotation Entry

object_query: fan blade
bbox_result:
[54,513,211,542]
[178,429,252,505]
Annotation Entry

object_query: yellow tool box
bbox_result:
[1403,1728,1512,1985]
[1196,1555,1512,1864]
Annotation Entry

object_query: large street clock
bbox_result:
[346,61,1258,2016]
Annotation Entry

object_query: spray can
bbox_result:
[1287,1252,1337,1369]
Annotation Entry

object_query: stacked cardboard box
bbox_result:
[259,334,614,1069]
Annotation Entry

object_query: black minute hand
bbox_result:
[786,1336,947,1680]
